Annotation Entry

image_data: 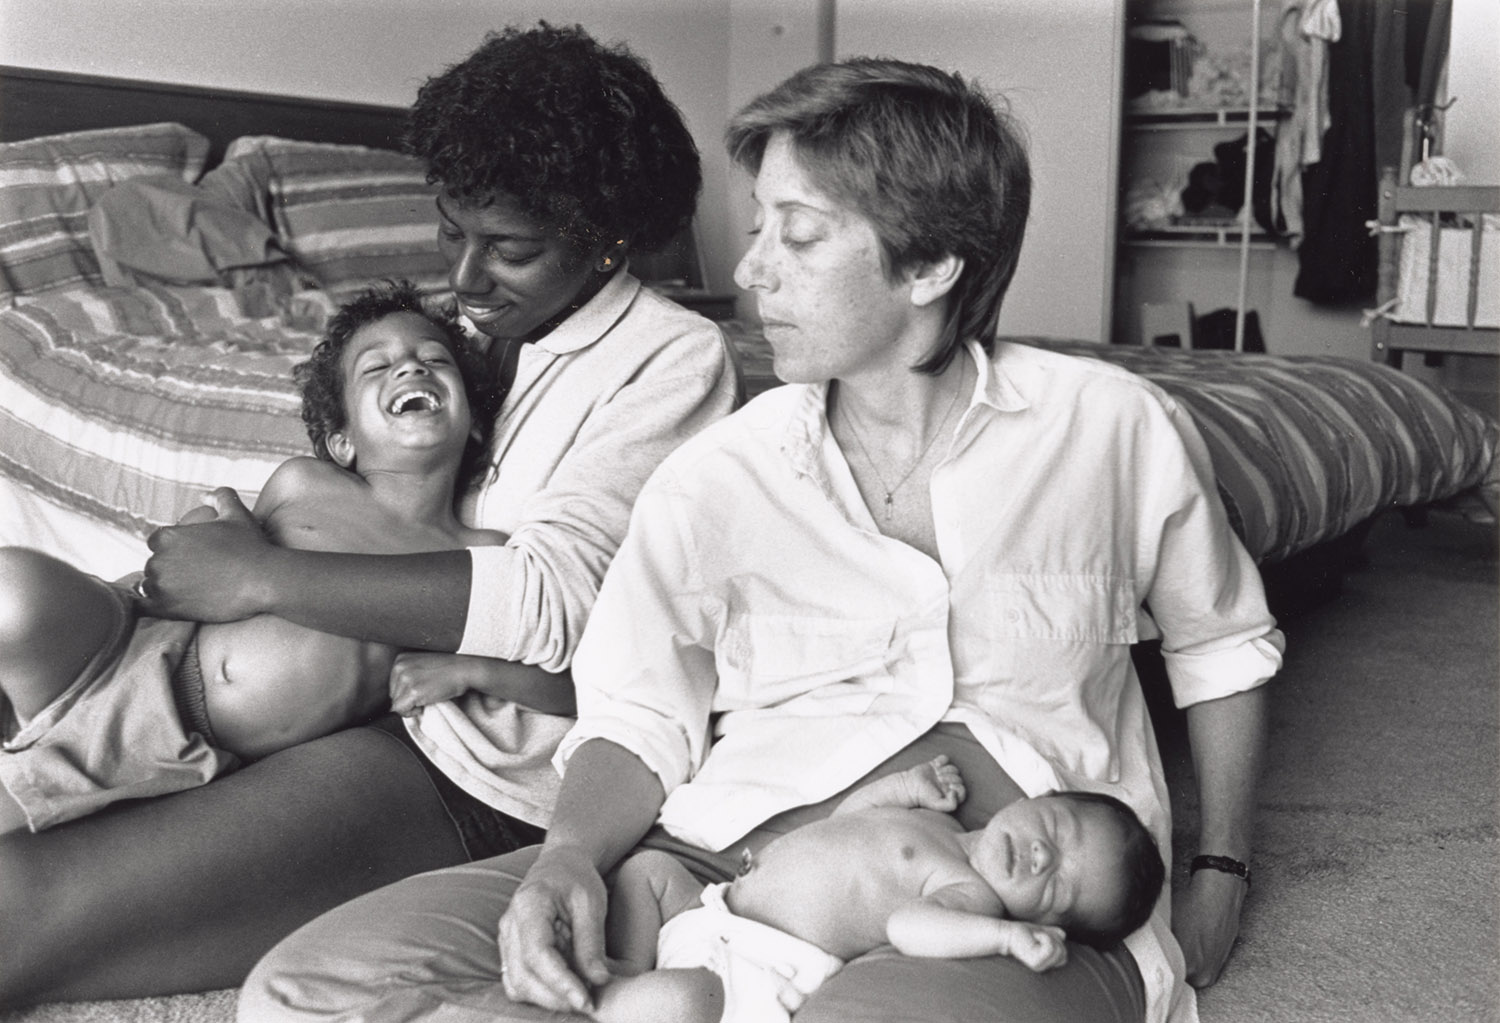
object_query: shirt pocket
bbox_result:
[982,573,1139,645]
[716,612,896,710]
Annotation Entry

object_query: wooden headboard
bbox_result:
[0,64,409,168]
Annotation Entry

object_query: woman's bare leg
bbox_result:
[0,725,466,1008]
[0,547,125,721]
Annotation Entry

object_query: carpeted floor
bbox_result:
[1160,506,1499,1023]
[5,507,1496,1023]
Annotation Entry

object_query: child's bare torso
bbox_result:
[724,806,988,959]
[193,460,501,760]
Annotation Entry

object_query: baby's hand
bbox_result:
[900,754,967,813]
[1005,923,1068,973]
[388,652,475,716]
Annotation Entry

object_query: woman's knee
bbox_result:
[240,847,542,1022]
[0,547,70,647]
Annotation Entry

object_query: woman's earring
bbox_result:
[597,255,614,273]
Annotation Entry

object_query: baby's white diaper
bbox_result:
[656,881,844,1023]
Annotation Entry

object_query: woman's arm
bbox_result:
[887,892,1067,971]
[143,497,472,650]
[388,653,575,716]
[1175,684,1266,987]
[498,738,666,1015]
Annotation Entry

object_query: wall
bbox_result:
[837,0,1125,342]
[1443,0,1499,185]
[0,0,749,294]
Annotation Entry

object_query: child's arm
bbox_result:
[834,755,965,816]
[603,849,702,976]
[389,652,575,717]
[886,887,1068,971]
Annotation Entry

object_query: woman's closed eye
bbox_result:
[484,242,542,265]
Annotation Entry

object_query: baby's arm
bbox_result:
[887,886,1067,972]
[604,850,703,976]
[835,755,965,816]
[388,653,575,716]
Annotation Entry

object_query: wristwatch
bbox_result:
[1191,854,1251,886]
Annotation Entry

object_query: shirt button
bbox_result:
[1006,609,1022,623]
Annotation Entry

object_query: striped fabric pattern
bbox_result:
[220,137,449,298]
[0,284,321,537]
[0,124,211,302]
[727,326,1498,564]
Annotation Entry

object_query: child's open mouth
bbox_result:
[388,390,443,415]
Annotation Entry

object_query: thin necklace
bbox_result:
[837,374,964,519]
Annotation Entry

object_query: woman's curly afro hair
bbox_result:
[404,22,701,254]
[294,280,502,494]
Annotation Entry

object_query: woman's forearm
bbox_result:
[544,739,665,872]
[257,546,473,651]
[1184,685,1268,860]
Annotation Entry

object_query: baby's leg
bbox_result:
[591,967,723,1023]
[835,754,966,815]
[606,849,703,975]
[0,548,127,722]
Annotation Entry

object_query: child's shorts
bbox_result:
[656,881,844,1023]
[0,575,237,832]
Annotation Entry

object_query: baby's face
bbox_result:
[334,312,472,468]
[968,795,1127,933]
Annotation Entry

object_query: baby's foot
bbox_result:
[898,755,966,812]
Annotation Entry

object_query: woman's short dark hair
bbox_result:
[405,21,702,253]
[1050,790,1165,949]
[295,280,501,494]
[726,58,1031,374]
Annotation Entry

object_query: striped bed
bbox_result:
[726,325,1498,566]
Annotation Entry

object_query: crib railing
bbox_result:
[1371,165,1499,368]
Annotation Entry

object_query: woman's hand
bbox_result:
[388,652,480,715]
[497,844,611,1014]
[1172,867,1248,987]
[141,487,273,622]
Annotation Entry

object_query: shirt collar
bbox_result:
[972,338,1030,413]
[781,381,834,481]
[530,270,641,355]
[779,336,1031,483]
[457,271,641,356]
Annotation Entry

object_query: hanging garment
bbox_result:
[1295,0,1378,303]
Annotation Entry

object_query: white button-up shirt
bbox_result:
[405,271,739,827]
[562,338,1284,1023]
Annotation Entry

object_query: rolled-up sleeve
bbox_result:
[1142,399,1286,708]
[457,325,738,671]
[554,469,722,796]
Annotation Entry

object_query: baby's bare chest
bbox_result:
[727,815,961,958]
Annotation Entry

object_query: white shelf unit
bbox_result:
[1115,0,1277,349]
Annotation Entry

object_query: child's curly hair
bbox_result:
[294,280,502,493]
[404,21,701,253]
